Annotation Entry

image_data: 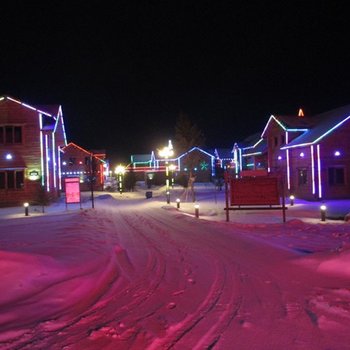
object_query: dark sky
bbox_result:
[1,2,350,163]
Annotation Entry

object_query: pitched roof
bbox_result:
[281,104,350,149]
[131,154,154,163]
[214,148,232,159]
[35,104,61,117]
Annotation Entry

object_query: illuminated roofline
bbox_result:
[286,128,309,132]
[242,138,264,150]
[261,115,309,138]
[62,142,106,163]
[242,151,262,157]
[281,115,350,150]
[261,115,286,137]
[5,96,53,117]
[176,146,215,160]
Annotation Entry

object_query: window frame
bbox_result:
[0,170,25,190]
[297,167,308,186]
[328,167,345,186]
[0,125,23,144]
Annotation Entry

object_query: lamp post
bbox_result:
[115,165,126,194]
[194,203,199,218]
[24,202,29,216]
[159,140,174,203]
[169,164,176,188]
[289,195,295,206]
[320,204,327,222]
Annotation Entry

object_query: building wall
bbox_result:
[0,100,42,205]
[0,99,65,206]
[317,120,350,199]
[61,144,105,191]
[288,120,350,200]
[178,149,213,182]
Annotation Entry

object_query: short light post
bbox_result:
[194,203,199,218]
[169,164,176,188]
[166,191,170,204]
[289,195,295,206]
[320,204,327,222]
[115,165,126,194]
[176,198,180,209]
[24,202,29,216]
[159,140,174,203]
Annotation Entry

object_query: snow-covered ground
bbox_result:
[1,183,350,349]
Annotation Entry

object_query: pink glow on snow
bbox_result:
[1,184,350,349]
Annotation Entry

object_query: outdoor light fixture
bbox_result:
[320,204,327,222]
[299,152,305,158]
[115,165,126,194]
[334,151,341,157]
[24,202,29,216]
[159,140,174,201]
[169,164,176,188]
[278,155,282,160]
[6,153,13,160]
[194,204,199,218]
[176,198,180,209]
[289,195,295,206]
[166,191,170,204]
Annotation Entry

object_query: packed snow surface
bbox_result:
[1,184,350,349]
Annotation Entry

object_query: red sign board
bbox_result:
[230,176,280,206]
[65,177,81,204]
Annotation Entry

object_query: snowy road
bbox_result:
[1,195,350,349]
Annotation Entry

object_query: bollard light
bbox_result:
[289,195,295,206]
[24,202,29,216]
[320,204,327,222]
[166,191,170,204]
[176,198,180,209]
[194,204,199,218]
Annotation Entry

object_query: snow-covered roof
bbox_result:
[281,104,350,149]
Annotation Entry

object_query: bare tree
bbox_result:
[175,112,205,201]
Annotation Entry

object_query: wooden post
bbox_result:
[225,171,230,222]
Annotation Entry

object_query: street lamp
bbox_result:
[24,202,29,216]
[289,195,295,206]
[169,164,176,188]
[115,165,126,194]
[194,203,199,218]
[320,204,327,222]
[159,140,174,201]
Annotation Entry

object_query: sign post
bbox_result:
[65,177,81,209]
[229,176,286,223]
[224,171,230,222]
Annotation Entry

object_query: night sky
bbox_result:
[1,2,350,164]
